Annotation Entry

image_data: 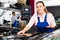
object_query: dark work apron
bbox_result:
[36,14,54,33]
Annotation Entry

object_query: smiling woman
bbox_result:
[17,1,56,39]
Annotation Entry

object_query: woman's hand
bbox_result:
[46,25,55,28]
[17,30,25,35]
[17,26,31,35]
[46,26,50,28]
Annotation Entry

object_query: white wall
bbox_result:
[0,9,4,16]
[3,10,12,21]
[0,0,17,4]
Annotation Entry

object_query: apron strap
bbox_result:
[44,14,47,22]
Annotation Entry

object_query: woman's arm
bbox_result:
[47,13,56,28]
[17,14,35,35]
[21,26,31,33]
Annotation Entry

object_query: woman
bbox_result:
[17,1,56,36]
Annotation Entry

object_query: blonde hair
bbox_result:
[36,1,48,13]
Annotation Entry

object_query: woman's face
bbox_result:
[36,3,45,14]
